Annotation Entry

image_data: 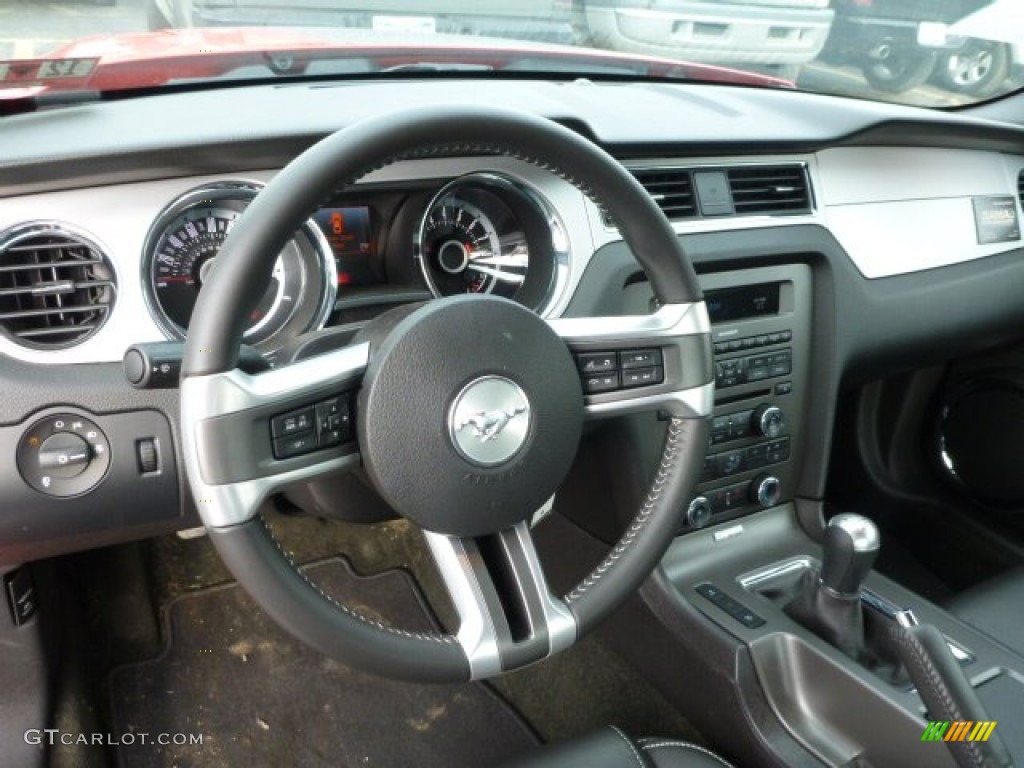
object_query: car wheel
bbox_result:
[862,43,938,94]
[936,40,1012,98]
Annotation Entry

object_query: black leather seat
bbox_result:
[946,566,1024,656]
[498,727,735,768]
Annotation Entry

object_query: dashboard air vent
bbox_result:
[0,224,116,348]
[726,165,811,215]
[628,168,697,221]
[1018,168,1024,211]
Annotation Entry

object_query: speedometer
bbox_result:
[416,173,567,313]
[144,183,336,349]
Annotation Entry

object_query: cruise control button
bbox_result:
[577,352,617,374]
[271,407,314,439]
[319,429,344,448]
[583,373,619,394]
[620,349,662,370]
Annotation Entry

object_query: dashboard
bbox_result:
[1,78,1024,564]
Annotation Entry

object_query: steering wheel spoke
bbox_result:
[180,342,369,529]
[549,302,714,420]
[423,521,576,679]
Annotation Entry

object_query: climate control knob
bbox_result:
[752,405,785,438]
[750,474,782,508]
[685,496,712,529]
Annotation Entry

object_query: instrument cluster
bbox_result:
[142,173,568,350]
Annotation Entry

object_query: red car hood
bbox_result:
[0,27,790,100]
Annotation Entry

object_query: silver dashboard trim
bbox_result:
[180,342,369,529]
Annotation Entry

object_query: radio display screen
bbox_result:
[705,283,781,323]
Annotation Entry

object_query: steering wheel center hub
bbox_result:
[448,375,531,467]
[357,294,583,537]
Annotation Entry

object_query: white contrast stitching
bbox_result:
[258,516,457,644]
[566,417,686,603]
[608,726,646,768]
[640,740,735,768]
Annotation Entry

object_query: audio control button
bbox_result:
[620,349,662,370]
[622,367,663,389]
[752,405,785,439]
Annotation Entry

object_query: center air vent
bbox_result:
[726,165,811,215]
[1017,168,1023,211]
[0,224,116,349]
[610,162,812,225]
[629,168,697,220]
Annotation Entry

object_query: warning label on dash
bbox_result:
[972,195,1020,245]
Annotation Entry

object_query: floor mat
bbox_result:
[108,558,539,768]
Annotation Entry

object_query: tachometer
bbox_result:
[416,173,565,312]
[420,197,525,298]
[144,183,336,349]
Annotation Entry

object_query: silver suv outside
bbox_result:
[584,0,834,72]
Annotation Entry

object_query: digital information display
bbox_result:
[704,283,781,324]
[312,206,378,286]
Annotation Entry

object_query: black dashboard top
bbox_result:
[3,79,1024,197]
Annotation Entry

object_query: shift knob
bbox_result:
[820,513,880,597]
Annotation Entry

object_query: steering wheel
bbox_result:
[179,106,713,683]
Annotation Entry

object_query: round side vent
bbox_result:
[0,223,117,349]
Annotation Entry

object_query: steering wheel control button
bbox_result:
[268,394,353,459]
[316,398,352,448]
[271,407,314,439]
[620,349,663,370]
[17,413,111,497]
[576,352,617,375]
[273,432,318,460]
[449,376,531,467]
[622,366,664,389]
[583,372,619,394]
[575,347,664,394]
[37,433,91,478]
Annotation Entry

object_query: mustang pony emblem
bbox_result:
[457,406,527,442]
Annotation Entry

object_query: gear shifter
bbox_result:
[784,514,880,660]
[820,513,880,597]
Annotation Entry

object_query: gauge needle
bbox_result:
[465,264,525,284]
[470,253,529,268]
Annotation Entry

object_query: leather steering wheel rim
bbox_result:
[180,105,713,682]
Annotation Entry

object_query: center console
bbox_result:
[682,264,813,532]
[659,504,1024,768]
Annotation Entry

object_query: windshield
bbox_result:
[2,0,1022,107]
